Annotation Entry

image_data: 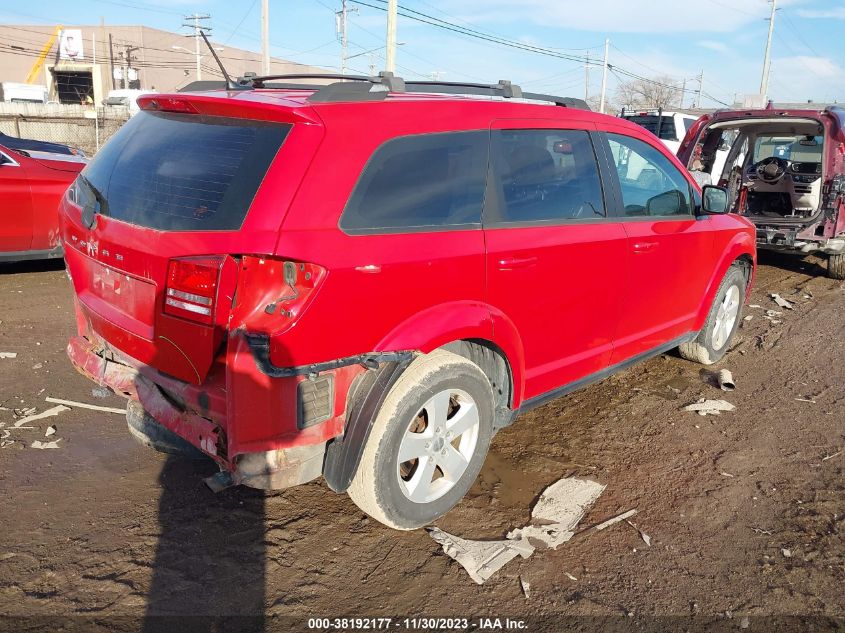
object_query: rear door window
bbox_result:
[340,131,488,234]
[486,129,605,224]
[79,111,291,231]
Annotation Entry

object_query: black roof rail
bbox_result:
[177,72,590,110]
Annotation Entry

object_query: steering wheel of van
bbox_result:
[753,156,790,184]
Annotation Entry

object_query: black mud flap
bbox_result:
[322,356,413,492]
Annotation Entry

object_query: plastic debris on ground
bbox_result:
[683,398,736,416]
[13,405,70,427]
[519,576,531,599]
[0,352,17,359]
[429,477,606,584]
[427,528,535,585]
[717,369,736,391]
[626,519,651,546]
[593,509,638,531]
[770,293,794,310]
[45,397,126,415]
[507,478,606,549]
[31,439,61,449]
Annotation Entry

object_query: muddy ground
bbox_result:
[0,253,843,632]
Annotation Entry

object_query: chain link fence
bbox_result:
[0,103,130,157]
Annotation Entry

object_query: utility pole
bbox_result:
[183,13,211,81]
[584,50,590,102]
[385,0,397,73]
[760,0,778,100]
[117,43,139,89]
[261,0,270,76]
[696,70,704,108]
[679,77,687,109]
[337,0,357,75]
[599,38,609,114]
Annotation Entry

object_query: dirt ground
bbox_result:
[0,253,843,632]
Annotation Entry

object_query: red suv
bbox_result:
[61,74,755,529]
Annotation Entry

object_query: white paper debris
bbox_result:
[748,304,762,309]
[795,397,816,404]
[428,527,535,585]
[0,352,17,359]
[593,509,638,531]
[743,315,753,321]
[717,369,736,391]
[683,399,736,416]
[31,439,61,449]
[45,397,126,415]
[520,576,531,599]
[782,548,792,558]
[45,425,56,437]
[564,572,578,581]
[14,405,70,427]
[770,293,794,310]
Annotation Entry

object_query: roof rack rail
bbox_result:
[177,72,590,110]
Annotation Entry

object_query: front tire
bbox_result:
[828,253,845,280]
[348,349,494,530]
[679,264,746,365]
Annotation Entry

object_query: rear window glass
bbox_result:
[79,111,290,231]
[489,129,605,223]
[340,131,488,234]
[623,115,678,141]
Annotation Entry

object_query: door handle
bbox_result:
[497,256,538,270]
[632,241,659,253]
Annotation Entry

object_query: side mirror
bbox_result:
[646,189,684,216]
[701,185,729,214]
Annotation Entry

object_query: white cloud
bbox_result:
[769,55,845,101]
[796,7,845,19]
[697,40,729,54]
[447,0,802,33]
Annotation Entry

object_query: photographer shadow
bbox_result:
[141,455,266,633]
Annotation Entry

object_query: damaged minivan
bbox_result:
[679,106,845,278]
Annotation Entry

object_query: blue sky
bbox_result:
[2,0,843,107]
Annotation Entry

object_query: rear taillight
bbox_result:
[164,257,224,325]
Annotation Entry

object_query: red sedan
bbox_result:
[0,143,86,262]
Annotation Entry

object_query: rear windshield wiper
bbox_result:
[79,174,109,217]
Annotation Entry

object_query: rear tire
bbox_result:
[126,401,207,459]
[828,253,845,280]
[348,349,494,530]
[679,264,746,365]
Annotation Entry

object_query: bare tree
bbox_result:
[615,75,683,111]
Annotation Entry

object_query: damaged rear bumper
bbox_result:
[66,334,326,490]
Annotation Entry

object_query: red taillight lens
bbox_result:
[164,257,224,325]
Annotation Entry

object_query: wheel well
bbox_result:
[440,339,515,430]
[734,254,753,287]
